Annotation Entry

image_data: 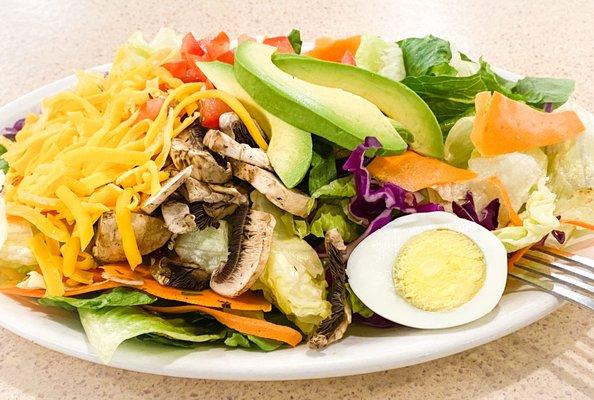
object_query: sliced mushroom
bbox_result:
[151,257,210,291]
[92,212,172,263]
[230,160,313,218]
[161,200,196,235]
[309,229,352,349]
[210,205,275,297]
[140,166,193,214]
[218,111,259,147]
[181,177,248,204]
[204,129,272,170]
[187,202,220,230]
[204,202,238,220]
[170,133,231,184]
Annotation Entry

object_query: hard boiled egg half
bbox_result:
[347,212,507,329]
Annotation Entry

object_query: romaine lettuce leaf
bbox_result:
[309,147,337,195]
[79,306,224,363]
[39,287,156,311]
[287,29,302,54]
[251,192,331,334]
[279,212,309,239]
[224,331,282,351]
[399,35,456,77]
[512,77,575,108]
[494,178,560,252]
[346,283,373,318]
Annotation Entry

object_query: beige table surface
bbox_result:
[0,0,593,398]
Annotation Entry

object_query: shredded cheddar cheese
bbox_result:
[3,41,266,292]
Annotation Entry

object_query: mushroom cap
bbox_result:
[209,206,276,297]
[140,166,192,214]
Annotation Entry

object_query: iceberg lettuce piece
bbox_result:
[494,178,560,252]
[250,191,331,334]
[127,28,182,58]
[547,102,594,199]
[355,35,406,81]
[468,149,548,212]
[173,222,229,272]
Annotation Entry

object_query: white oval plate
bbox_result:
[0,53,591,380]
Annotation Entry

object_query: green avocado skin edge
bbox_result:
[197,60,312,188]
[233,41,407,156]
[273,53,444,159]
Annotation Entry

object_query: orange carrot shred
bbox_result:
[368,150,476,192]
[488,177,523,226]
[561,219,594,231]
[145,304,302,346]
[507,246,531,272]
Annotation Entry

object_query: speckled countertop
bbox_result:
[0,1,593,399]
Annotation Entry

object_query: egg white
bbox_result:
[347,212,508,329]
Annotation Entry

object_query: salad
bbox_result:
[0,28,592,363]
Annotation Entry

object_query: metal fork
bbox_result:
[508,246,594,311]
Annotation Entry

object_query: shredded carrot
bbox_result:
[307,36,361,63]
[488,176,523,226]
[145,304,302,347]
[368,150,476,192]
[471,91,585,156]
[507,246,531,272]
[99,264,272,311]
[141,279,272,312]
[561,219,594,231]
[0,280,123,298]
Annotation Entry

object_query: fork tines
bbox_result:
[508,245,594,311]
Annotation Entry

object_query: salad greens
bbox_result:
[39,288,156,310]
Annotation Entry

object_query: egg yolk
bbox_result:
[393,229,486,312]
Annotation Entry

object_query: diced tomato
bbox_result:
[200,98,232,128]
[341,50,356,66]
[163,54,208,83]
[158,82,170,91]
[238,34,256,43]
[217,49,235,64]
[181,32,205,56]
[204,80,215,90]
[199,31,231,60]
[136,98,164,122]
[262,36,295,54]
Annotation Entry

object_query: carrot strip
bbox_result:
[488,177,522,226]
[100,264,271,311]
[368,150,476,192]
[140,279,271,312]
[507,246,531,272]
[0,280,123,298]
[307,36,361,63]
[471,91,585,156]
[561,219,594,231]
[145,305,302,347]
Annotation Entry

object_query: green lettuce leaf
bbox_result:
[309,148,337,195]
[310,204,361,243]
[38,287,156,311]
[287,29,302,54]
[127,28,182,58]
[444,116,475,168]
[251,192,331,334]
[311,176,356,200]
[346,283,373,318]
[399,35,456,77]
[279,212,309,239]
[512,77,574,108]
[79,306,224,363]
[173,222,229,272]
[224,331,283,351]
[494,178,560,252]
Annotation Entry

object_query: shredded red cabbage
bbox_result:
[3,118,25,139]
[452,192,500,231]
[343,137,443,226]
[353,313,397,328]
[342,137,443,256]
[552,229,566,244]
[543,102,554,113]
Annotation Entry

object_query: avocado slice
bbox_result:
[197,61,312,188]
[273,54,444,158]
[234,41,406,155]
